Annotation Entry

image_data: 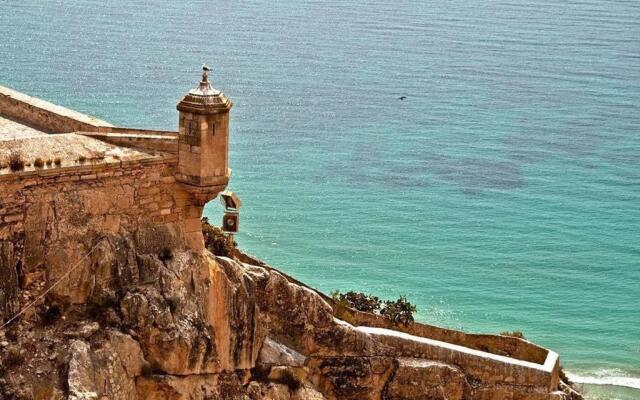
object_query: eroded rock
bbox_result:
[2,227,579,400]
[67,340,98,400]
[258,338,306,367]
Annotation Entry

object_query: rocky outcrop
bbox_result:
[0,226,581,400]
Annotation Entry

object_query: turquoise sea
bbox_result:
[1,1,639,398]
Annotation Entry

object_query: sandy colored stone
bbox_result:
[108,331,144,378]
[258,338,306,367]
[67,340,98,400]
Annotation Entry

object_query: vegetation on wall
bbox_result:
[332,290,417,325]
[8,152,25,171]
[202,217,237,257]
[500,331,526,339]
[380,295,417,325]
[331,291,382,313]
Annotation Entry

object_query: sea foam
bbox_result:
[566,371,640,390]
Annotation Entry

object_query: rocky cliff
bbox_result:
[0,224,582,400]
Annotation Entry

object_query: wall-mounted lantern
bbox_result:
[220,190,242,234]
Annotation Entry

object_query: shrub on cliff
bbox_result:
[332,291,417,325]
[381,295,417,325]
[38,304,62,325]
[331,291,382,313]
[202,217,236,257]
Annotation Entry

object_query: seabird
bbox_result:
[399,96,407,101]
[202,64,211,72]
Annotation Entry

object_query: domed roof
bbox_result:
[177,68,232,114]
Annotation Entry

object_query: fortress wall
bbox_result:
[0,84,113,133]
[79,131,178,154]
[359,326,559,391]
[339,305,549,364]
[0,158,204,305]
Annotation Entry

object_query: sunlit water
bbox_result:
[1,1,639,398]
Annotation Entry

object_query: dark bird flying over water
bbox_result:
[399,96,407,100]
[202,64,211,72]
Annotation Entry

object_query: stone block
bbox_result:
[384,359,469,400]
[3,213,24,223]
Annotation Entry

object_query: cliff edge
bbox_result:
[0,225,582,400]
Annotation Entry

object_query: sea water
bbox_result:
[1,1,638,398]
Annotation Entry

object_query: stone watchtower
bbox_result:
[175,67,233,249]
[176,67,233,204]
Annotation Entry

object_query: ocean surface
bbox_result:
[1,1,639,398]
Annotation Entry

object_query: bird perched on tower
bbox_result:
[202,64,211,81]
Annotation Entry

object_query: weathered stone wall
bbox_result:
[0,157,204,308]
[80,129,179,154]
[0,84,113,133]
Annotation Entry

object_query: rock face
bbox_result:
[0,227,581,400]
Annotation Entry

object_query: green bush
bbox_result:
[331,291,382,313]
[332,291,417,325]
[202,217,236,257]
[381,295,417,325]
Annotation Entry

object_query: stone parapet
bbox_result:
[0,152,208,299]
[359,326,559,391]
[235,248,551,367]
[0,84,113,133]
[336,303,549,364]
[79,131,178,154]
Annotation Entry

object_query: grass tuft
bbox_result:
[9,152,25,171]
[202,217,236,257]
